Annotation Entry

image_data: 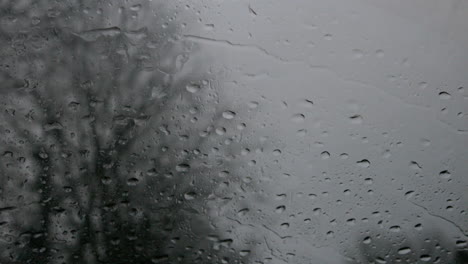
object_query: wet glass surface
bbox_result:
[0,1,467,263]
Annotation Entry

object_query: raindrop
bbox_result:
[176,163,190,172]
[215,127,226,135]
[456,240,467,248]
[146,169,158,177]
[101,177,112,185]
[276,193,287,200]
[364,178,373,184]
[346,218,356,225]
[275,205,286,214]
[409,161,422,170]
[363,236,372,244]
[184,192,196,200]
[375,257,386,264]
[248,5,257,16]
[414,223,423,231]
[397,247,412,255]
[31,17,41,25]
[218,171,229,177]
[356,159,370,168]
[248,101,259,109]
[127,178,139,186]
[439,170,451,179]
[300,99,314,108]
[438,91,451,99]
[186,83,201,93]
[237,123,246,130]
[38,151,48,159]
[420,255,431,262]
[291,113,305,123]
[68,101,80,111]
[313,207,322,215]
[204,24,215,31]
[297,129,307,136]
[340,153,349,159]
[237,208,249,216]
[421,138,431,146]
[404,190,415,199]
[222,111,236,120]
[130,4,141,11]
[321,151,330,159]
[241,148,251,155]
[349,115,363,124]
[272,149,282,156]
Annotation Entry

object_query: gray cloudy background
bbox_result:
[189,0,468,263]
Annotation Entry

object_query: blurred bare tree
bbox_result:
[0,1,249,263]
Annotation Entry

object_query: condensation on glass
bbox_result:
[0,0,467,263]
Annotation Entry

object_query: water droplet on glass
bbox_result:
[439,170,451,179]
[356,159,370,168]
[291,113,305,123]
[438,91,451,99]
[456,240,467,248]
[215,127,226,135]
[349,115,363,124]
[184,192,196,200]
[176,163,190,172]
[130,4,141,11]
[409,161,422,170]
[218,171,229,177]
[397,247,412,255]
[300,99,314,108]
[363,236,372,244]
[222,111,236,120]
[321,151,330,159]
[405,190,415,199]
[127,178,139,186]
[418,82,428,90]
[364,178,373,184]
[186,83,201,93]
[237,208,249,216]
[273,149,282,156]
[275,205,286,214]
[248,101,259,109]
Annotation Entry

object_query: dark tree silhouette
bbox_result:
[0,1,251,263]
